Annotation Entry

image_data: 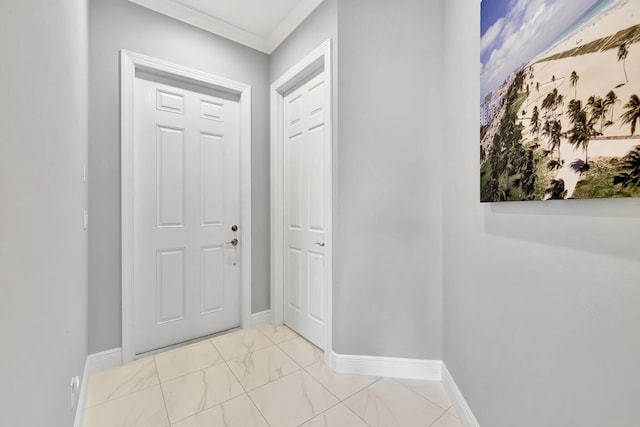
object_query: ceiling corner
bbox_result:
[266,0,325,53]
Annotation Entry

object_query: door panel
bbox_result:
[157,248,185,323]
[200,133,225,226]
[156,89,185,114]
[283,72,327,348]
[308,125,325,231]
[157,126,185,227]
[308,252,324,322]
[134,75,241,354]
[287,134,303,230]
[288,248,302,311]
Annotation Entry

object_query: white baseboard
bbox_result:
[326,353,479,425]
[73,348,123,427]
[329,351,442,380]
[87,348,123,374]
[250,310,272,327]
[442,364,480,427]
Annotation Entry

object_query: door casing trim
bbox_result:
[270,39,333,361]
[120,50,252,363]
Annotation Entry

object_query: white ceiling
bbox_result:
[128,0,324,53]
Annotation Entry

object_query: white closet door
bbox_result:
[283,72,327,348]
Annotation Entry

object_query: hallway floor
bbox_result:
[84,325,460,427]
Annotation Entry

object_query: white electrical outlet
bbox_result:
[70,376,80,409]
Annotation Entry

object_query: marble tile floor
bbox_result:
[84,325,461,427]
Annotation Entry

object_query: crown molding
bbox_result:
[128,0,324,54]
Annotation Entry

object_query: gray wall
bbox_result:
[269,0,337,82]
[0,0,89,425]
[442,1,640,426]
[88,0,270,353]
[334,0,444,359]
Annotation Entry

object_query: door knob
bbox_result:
[315,242,325,247]
[227,238,238,246]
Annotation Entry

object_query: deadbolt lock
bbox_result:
[231,225,238,232]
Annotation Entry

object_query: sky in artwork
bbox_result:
[481,0,603,98]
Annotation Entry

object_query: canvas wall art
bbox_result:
[480,0,640,202]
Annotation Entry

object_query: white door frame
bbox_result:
[270,39,333,361]
[120,50,252,363]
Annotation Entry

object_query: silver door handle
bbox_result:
[315,242,325,247]
[227,238,238,246]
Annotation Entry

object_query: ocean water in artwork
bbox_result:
[480,0,640,202]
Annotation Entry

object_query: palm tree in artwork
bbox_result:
[484,177,507,202]
[543,119,563,162]
[605,90,618,123]
[613,145,640,188]
[530,106,540,135]
[550,119,562,162]
[542,91,556,117]
[620,94,640,136]
[617,43,629,83]
[567,99,591,165]
[557,94,565,115]
[587,96,606,133]
[542,119,552,146]
[570,71,579,99]
[545,179,567,200]
[567,99,582,122]
[542,89,558,117]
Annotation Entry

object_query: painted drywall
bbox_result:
[334,0,444,359]
[443,1,640,426]
[269,0,337,82]
[0,0,89,425]
[88,0,270,353]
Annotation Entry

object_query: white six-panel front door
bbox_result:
[133,73,241,354]
[283,72,327,348]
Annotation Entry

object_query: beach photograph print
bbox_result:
[480,0,640,202]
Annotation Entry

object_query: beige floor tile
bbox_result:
[397,378,452,409]
[210,328,274,360]
[154,340,224,382]
[279,336,324,367]
[345,378,445,427]
[84,385,168,427]
[431,412,463,427]
[255,323,298,343]
[171,394,269,427]
[227,345,300,390]
[300,403,369,427]
[305,361,378,400]
[248,370,338,427]
[86,357,158,407]
[161,363,244,423]
[82,332,457,427]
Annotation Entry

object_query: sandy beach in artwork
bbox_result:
[519,0,640,197]
[541,0,639,58]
